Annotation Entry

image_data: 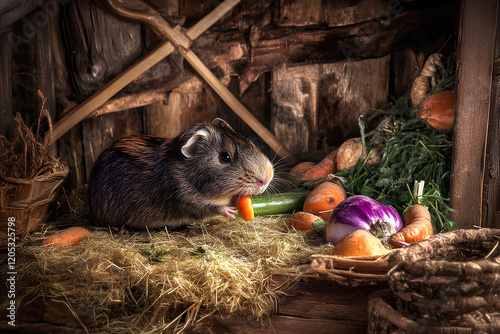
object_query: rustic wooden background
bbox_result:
[2,1,500,333]
[9,0,500,230]
[2,0,457,186]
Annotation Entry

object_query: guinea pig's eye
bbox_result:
[219,151,232,164]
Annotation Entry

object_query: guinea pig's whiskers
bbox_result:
[270,174,299,191]
[265,177,288,195]
[271,151,296,168]
[270,144,297,168]
[164,226,171,241]
[272,158,292,172]
[270,144,283,165]
[265,184,278,196]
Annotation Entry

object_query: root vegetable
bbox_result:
[410,75,432,108]
[300,149,337,180]
[290,149,337,181]
[416,90,455,132]
[410,53,445,108]
[42,227,91,249]
[303,182,347,221]
[290,161,316,176]
[333,229,390,257]
[327,195,402,246]
[288,211,325,231]
[336,138,382,172]
[420,53,445,78]
[389,204,434,248]
[236,195,254,221]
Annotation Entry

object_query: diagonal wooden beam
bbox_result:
[105,0,298,163]
[47,0,240,145]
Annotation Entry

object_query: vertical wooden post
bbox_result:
[35,15,58,157]
[143,0,180,138]
[486,73,500,228]
[451,0,498,228]
[0,31,13,139]
[484,3,500,228]
[144,92,182,138]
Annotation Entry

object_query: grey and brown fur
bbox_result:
[87,119,274,230]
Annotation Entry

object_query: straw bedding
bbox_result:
[5,191,331,332]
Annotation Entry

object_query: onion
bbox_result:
[326,195,402,245]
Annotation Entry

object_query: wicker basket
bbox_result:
[310,253,392,286]
[0,161,69,248]
[369,228,500,332]
[367,288,500,334]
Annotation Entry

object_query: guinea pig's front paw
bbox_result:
[219,205,237,218]
[112,226,130,235]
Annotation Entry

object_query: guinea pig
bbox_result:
[87,118,274,230]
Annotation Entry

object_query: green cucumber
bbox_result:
[237,190,310,217]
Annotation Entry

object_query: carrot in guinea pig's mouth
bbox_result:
[235,195,254,221]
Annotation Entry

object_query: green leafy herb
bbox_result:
[337,53,456,233]
[189,246,206,257]
[141,244,206,262]
[141,244,170,262]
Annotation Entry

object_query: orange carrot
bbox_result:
[416,90,455,132]
[299,149,338,181]
[334,229,390,257]
[389,204,434,248]
[303,181,347,221]
[290,149,338,182]
[236,195,254,221]
[288,211,325,231]
[42,227,91,249]
[290,161,316,176]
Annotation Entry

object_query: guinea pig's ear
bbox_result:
[212,118,233,130]
[181,129,209,158]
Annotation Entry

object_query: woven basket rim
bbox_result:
[389,228,500,267]
[309,253,392,286]
[1,161,69,185]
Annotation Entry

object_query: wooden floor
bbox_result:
[0,270,384,333]
[184,272,383,333]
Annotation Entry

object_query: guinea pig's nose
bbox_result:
[257,179,266,187]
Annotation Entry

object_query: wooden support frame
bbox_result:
[48,0,298,164]
[451,0,498,228]
[104,0,298,163]
[48,0,238,145]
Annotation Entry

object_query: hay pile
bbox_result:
[10,197,331,332]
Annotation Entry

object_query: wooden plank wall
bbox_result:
[2,0,459,189]
[271,57,390,154]
[60,0,145,181]
[451,0,498,228]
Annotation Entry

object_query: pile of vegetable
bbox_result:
[337,52,456,234]
[235,52,457,257]
[271,178,435,257]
